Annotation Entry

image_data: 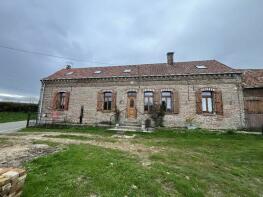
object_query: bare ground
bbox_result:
[0,132,160,167]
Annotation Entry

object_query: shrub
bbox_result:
[149,103,166,127]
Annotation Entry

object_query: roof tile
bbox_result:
[44,60,238,80]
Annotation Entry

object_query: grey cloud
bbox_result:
[0,0,262,99]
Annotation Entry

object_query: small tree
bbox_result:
[149,102,166,127]
[114,108,121,124]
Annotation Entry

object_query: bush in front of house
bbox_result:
[149,103,166,127]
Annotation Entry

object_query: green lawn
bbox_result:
[0,112,35,123]
[21,128,263,197]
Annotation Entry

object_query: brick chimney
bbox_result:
[66,64,71,69]
[167,52,174,65]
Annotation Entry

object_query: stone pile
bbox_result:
[0,168,26,197]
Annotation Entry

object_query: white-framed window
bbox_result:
[202,91,214,113]
[58,92,66,110]
[103,92,112,110]
[144,91,154,112]
[161,91,172,112]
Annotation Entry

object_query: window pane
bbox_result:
[144,105,148,111]
[162,91,171,96]
[202,91,212,96]
[144,92,153,96]
[144,97,148,105]
[108,101,112,110]
[207,98,212,112]
[149,97,153,105]
[59,92,65,109]
[128,92,136,97]
[167,98,172,110]
[103,102,107,110]
[202,98,207,111]
[130,99,134,107]
[105,92,112,97]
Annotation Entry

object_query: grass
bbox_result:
[0,112,36,123]
[21,128,263,196]
[22,144,167,197]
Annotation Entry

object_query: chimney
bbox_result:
[167,52,174,65]
[66,64,71,69]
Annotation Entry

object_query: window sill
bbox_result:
[101,110,114,113]
[54,109,67,112]
[201,113,216,116]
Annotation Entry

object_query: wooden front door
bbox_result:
[127,92,137,119]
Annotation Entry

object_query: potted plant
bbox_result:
[185,116,197,129]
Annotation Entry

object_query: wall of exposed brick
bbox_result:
[0,168,26,197]
[40,75,245,129]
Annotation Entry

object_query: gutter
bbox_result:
[42,72,242,82]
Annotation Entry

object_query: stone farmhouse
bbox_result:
[38,52,263,130]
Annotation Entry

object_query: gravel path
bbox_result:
[0,121,27,134]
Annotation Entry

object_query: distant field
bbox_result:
[0,112,35,123]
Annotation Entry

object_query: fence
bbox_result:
[26,112,116,128]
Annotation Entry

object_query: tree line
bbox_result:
[0,102,38,112]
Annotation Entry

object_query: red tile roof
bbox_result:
[44,60,239,81]
[240,69,263,88]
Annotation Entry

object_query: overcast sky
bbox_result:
[0,0,262,100]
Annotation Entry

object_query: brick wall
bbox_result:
[40,75,245,129]
[0,168,26,197]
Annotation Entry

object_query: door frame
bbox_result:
[127,92,137,119]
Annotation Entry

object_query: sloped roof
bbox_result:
[44,60,239,81]
[240,69,263,88]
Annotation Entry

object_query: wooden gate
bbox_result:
[244,88,263,129]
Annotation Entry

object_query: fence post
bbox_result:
[26,113,31,128]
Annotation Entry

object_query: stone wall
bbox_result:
[39,74,245,129]
[0,168,26,197]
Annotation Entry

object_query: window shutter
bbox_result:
[154,90,160,109]
[196,90,202,114]
[64,92,70,110]
[214,90,223,115]
[96,91,103,111]
[112,91,117,111]
[52,92,59,110]
[173,91,179,114]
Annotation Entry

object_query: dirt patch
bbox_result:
[0,132,160,167]
[0,137,59,167]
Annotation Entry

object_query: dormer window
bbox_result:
[196,65,207,69]
[124,69,131,73]
[65,71,74,76]
[94,70,101,74]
